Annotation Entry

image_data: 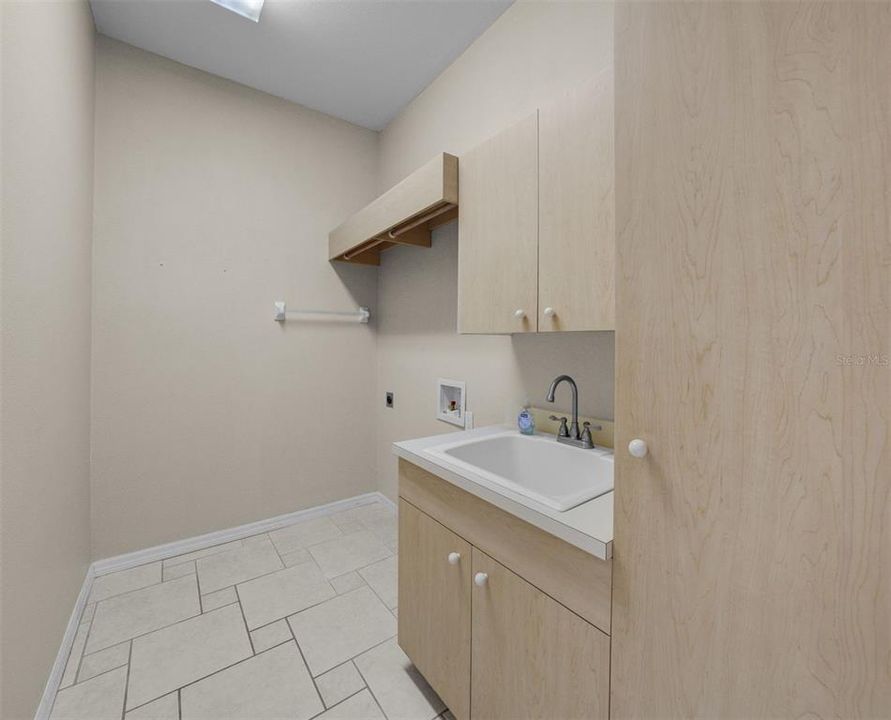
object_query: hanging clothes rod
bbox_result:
[273,301,370,324]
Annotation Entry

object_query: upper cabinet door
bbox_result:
[538,71,615,332]
[458,112,539,334]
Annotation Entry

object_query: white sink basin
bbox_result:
[423,431,613,511]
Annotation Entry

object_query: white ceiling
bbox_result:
[90,0,512,130]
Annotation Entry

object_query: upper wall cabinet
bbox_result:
[329,153,458,266]
[538,73,615,332]
[458,113,539,334]
[457,72,615,334]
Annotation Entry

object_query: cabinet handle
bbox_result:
[543,306,556,318]
[628,438,648,458]
[514,309,526,319]
[447,552,461,565]
[474,572,488,587]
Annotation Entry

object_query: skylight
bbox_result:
[209,0,264,22]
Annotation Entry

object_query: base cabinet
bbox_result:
[398,500,472,720]
[471,548,610,720]
[397,461,611,720]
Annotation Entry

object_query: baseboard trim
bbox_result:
[34,564,95,720]
[92,491,390,576]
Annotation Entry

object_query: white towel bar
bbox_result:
[273,301,370,324]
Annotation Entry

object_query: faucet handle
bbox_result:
[549,415,571,438]
[583,421,603,432]
[580,422,595,448]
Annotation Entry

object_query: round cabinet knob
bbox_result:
[447,552,461,565]
[543,306,556,318]
[514,309,526,319]
[474,572,488,587]
[628,438,648,458]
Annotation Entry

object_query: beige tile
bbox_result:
[316,661,365,708]
[328,510,366,535]
[250,619,292,653]
[78,642,130,683]
[242,532,272,547]
[90,563,162,603]
[201,586,237,612]
[354,639,445,720]
[280,548,312,567]
[359,556,397,609]
[440,711,456,720]
[125,693,179,719]
[163,560,195,581]
[60,619,90,688]
[308,531,391,579]
[269,516,342,555]
[86,574,200,654]
[361,514,398,547]
[288,586,396,676]
[317,689,385,720]
[330,571,365,595]
[162,540,242,568]
[127,604,252,710]
[238,563,335,629]
[196,536,283,594]
[50,666,127,720]
[180,642,323,720]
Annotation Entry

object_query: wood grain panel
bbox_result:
[329,153,457,262]
[457,112,539,334]
[471,548,610,720]
[398,500,471,720]
[399,459,611,634]
[538,70,615,332]
[612,2,891,717]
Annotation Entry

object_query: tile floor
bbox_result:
[50,500,453,720]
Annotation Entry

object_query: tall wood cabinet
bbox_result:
[458,72,615,334]
[612,2,891,717]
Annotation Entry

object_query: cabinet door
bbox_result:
[397,500,472,720]
[612,3,891,718]
[538,72,614,332]
[458,112,538,334]
[471,548,609,720]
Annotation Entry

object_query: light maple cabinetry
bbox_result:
[538,72,614,332]
[471,548,610,720]
[457,112,539,334]
[397,499,471,720]
[458,74,614,334]
[398,459,610,720]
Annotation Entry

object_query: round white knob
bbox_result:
[514,309,525,319]
[543,306,556,317]
[628,438,648,458]
[447,552,461,565]
[474,572,488,587]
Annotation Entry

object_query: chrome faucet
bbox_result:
[545,374,600,449]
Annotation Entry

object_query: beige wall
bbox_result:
[375,1,616,498]
[0,1,95,717]
[91,38,380,558]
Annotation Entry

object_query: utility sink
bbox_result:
[423,431,613,511]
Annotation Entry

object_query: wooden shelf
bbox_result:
[329,153,458,266]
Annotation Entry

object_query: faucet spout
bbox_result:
[545,374,580,440]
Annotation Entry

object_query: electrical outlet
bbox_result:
[385,391,394,408]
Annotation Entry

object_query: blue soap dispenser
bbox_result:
[517,405,535,435]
